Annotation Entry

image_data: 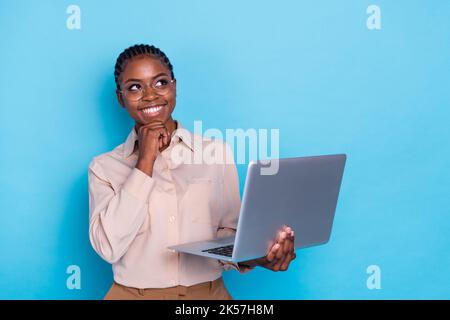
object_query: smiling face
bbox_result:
[116,55,177,130]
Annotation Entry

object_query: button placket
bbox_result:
[166,170,179,288]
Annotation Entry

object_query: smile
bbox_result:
[140,105,165,116]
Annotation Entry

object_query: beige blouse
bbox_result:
[88,120,254,289]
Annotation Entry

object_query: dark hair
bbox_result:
[114,44,174,89]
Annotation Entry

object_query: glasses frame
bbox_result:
[119,77,176,101]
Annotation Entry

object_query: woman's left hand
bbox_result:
[239,225,296,271]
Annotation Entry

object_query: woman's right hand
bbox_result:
[135,120,170,176]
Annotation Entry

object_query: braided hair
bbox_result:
[114,44,175,89]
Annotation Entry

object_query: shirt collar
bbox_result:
[123,120,195,158]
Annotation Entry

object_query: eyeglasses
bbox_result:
[119,75,175,101]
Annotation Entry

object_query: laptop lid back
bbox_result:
[232,154,346,262]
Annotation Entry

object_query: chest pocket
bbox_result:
[182,177,223,227]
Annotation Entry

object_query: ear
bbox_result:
[116,89,126,108]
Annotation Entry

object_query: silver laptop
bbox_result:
[168,154,347,263]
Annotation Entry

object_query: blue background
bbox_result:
[1,0,449,299]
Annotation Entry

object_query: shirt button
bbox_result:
[168,248,176,253]
[169,216,176,223]
[170,280,176,286]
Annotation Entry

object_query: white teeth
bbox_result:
[142,105,163,114]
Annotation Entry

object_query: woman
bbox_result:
[88,44,296,300]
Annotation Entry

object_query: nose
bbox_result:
[141,86,159,100]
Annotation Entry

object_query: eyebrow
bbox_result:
[123,72,169,84]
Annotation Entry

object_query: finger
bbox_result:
[280,252,293,271]
[285,229,293,244]
[159,127,166,146]
[154,126,166,135]
[275,255,288,271]
[267,259,280,270]
[276,241,285,260]
[276,231,287,254]
[285,252,296,266]
[272,256,285,271]
[269,264,280,271]
[285,226,293,240]
[278,245,294,271]
[263,239,277,263]
[153,128,167,145]
[266,243,280,262]
[264,252,281,269]
[141,123,166,131]
[138,125,146,136]
[265,246,275,263]
[138,125,163,139]
[285,229,294,250]
[288,229,294,242]
[163,127,170,145]
[143,122,165,128]
[277,230,286,245]
[266,239,275,254]
[288,237,294,255]
[291,230,295,249]
[158,132,164,149]
[282,233,290,253]
[269,229,285,261]
[160,126,169,140]
[287,244,297,261]
[274,229,282,244]
[142,119,165,126]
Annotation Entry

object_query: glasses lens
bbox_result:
[122,77,173,101]
[152,76,173,94]
[123,83,144,101]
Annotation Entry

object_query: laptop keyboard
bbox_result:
[202,244,234,257]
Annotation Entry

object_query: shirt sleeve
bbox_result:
[216,143,255,274]
[88,159,155,264]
